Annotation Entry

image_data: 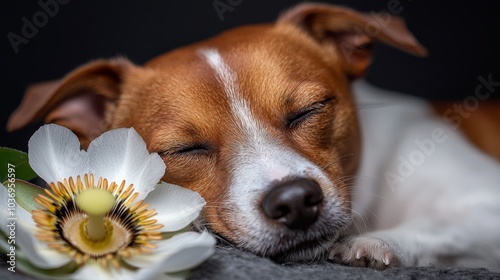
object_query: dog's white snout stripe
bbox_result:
[199,48,259,136]
[199,47,332,188]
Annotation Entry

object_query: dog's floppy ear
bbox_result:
[7,58,134,148]
[278,3,427,79]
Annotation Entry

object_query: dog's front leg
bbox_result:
[328,220,436,269]
[329,233,403,269]
[329,205,500,270]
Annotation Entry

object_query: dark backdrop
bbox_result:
[1,0,499,151]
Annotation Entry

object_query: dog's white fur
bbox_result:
[348,80,500,269]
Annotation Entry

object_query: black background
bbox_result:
[1,0,499,151]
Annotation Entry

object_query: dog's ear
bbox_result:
[278,3,427,79]
[7,58,134,148]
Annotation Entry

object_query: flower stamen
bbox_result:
[76,189,115,241]
[32,174,163,267]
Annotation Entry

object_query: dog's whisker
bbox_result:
[350,203,377,232]
[348,192,386,200]
[321,153,354,170]
[332,175,358,185]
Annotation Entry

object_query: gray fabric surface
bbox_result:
[2,246,500,279]
[189,245,500,280]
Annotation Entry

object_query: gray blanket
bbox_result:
[190,246,500,280]
[2,246,500,279]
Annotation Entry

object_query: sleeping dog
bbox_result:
[8,3,500,270]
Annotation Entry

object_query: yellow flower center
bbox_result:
[32,174,163,268]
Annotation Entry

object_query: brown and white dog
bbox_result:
[8,3,500,270]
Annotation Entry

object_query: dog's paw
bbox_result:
[329,236,402,270]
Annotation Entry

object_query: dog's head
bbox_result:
[8,4,426,261]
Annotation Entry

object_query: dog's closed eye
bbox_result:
[286,97,334,129]
[160,143,211,157]
[176,143,210,155]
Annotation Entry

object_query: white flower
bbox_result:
[0,124,215,279]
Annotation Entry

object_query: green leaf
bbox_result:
[2,179,45,212]
[17,256,78,279]
[161,225,192,239]
[0,147,38,182]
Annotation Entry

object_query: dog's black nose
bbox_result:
[261,178,323,230]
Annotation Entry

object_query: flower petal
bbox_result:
[88,128,165,200]
[28,124,88,184]
[125,231,215,274]
[72,262,115,280]
[71,262,180,280]
[145,182,206,232]
[1,185,69,268]
[10,218,69,268]
[72,263,180,280]
[14,200,35,227]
